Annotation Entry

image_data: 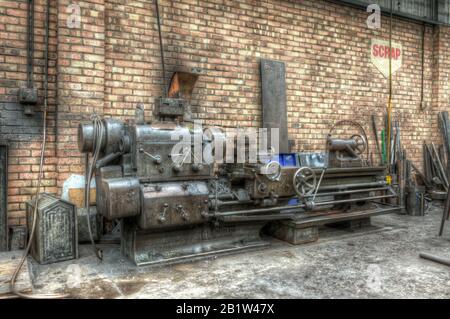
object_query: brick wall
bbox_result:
[1,0,450,226]
[0,0,58,226]
[56,0,105,190]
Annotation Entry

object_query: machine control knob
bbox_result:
[139,148,162,164]
[158,203,169,223]
[304,201,316,211]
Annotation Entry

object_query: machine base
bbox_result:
[270,204,400,245]
[121,220,269,266]
[328,217,372,230]
[271,224,319,245]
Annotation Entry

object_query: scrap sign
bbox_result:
[370,39,403,78]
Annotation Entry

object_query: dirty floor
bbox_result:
[31,203,450,299]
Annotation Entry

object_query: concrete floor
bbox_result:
[30,203,450,299]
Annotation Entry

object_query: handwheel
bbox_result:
[262,161,282,182]
[293,167,317,197]
[351,134,367,156]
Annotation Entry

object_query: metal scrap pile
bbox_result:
[420,112,450,200]
[399,111,450,219]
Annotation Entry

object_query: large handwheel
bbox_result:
[351,134,367,156]
[293,167,317,197]
[328,120,369,160]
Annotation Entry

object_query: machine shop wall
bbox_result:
[1,0,450,228]
[100,0,448,162]
[0,0,58,227]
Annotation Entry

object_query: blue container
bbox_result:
[280,153,297,167]
[270,153,297,167]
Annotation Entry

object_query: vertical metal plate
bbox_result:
[260,59,288,153]
[0,144,7,251]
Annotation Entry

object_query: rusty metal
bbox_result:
[327,121,369,168]
[293,167,317,197]
[138,181,209,229]
[78,116,399,266]
[19,0,38,110]
[100,178,140,220]
[77,207,102,243]
[167,68,201,100]
[121,220,268,266]
[261,59,288,153]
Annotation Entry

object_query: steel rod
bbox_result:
[314,181,386,191]
[315,186,390,197]
[216,194,396,217]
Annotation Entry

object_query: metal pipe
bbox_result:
[420,23,426,110]
[154,0,167,97]
[220,214,295,222]
[315,186,390,197]
[26,0,35,89]
[314,181,386,191]
[420,252,450,267]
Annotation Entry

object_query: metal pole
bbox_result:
[420,252,450,267]
[387,0,393,172]
[154,0,167,97]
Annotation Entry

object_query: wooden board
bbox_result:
[68,188,96,208]
[0,251,33,297]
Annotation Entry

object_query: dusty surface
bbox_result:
[30,203,450,299]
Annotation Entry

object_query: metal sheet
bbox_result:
[261,59,288,153]
[0,144,7,251]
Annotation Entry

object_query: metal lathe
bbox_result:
[77,71,400,266]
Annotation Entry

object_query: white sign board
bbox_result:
[370,39,402,78]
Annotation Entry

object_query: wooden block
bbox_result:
[271,222,319,245]
[0,251,33,297]
[68,188,96,208]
